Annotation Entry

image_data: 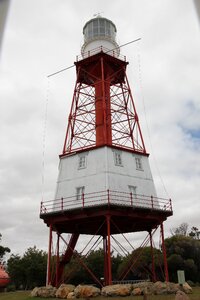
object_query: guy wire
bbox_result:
[137,44,169,198]
[47,38,141,78]
[42,77,50,201]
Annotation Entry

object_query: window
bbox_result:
[78,155,87,169]
[110,25,115,39]
[114,151,123,166]
[105,20,111,36]
[93,19,98,37]
[99,19,105,35]
[135,157,143,170]
[76,186,85,201]
[128,185,137,198]
[88,22,93,38]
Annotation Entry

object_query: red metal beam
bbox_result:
[103,235,108,285]
[46,224,52,286]
[124,72,146,153]
[118,227,158,281]
[106,215,112,285]
[63,69,81,154]
[111,218,135,251]
[56,233,60,287]
[54,233,79,286]
[118,233,150,281]
[160,222,169,282]
[61,52,147,155]
[59,234,103,287]
[149,230,156,282]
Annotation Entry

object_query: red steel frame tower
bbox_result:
[40,16,173,287]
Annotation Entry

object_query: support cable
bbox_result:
[137,48,169,197]
[113,237,152,281]
[119,227,158,280]
[86,236,103,255]
[80,220,105,255]
[42,77,50,202]
[47,38,141,78]
[59,233,103,287]
[120,233,150,281]
[84,236,102,257]
[111,236,129,256]
[111,219,135,251]
[111,243,123,257]
[61,233,71,257]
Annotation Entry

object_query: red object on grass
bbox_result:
[0,264,10,287]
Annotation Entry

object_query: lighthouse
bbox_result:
[40,16,173,287]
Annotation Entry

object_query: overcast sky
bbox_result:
[0,0,200,257]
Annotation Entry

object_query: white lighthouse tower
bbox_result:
[40,15,172,287]
[54,15,158,210]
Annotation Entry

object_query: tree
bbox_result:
[167,254,184,282]
[86,249,104,280]
[63,255,89,285]
[7,254,25,289]
[165,235,200,282]
[117,246,163,281]
[189,226,200,239]
[63,249,123,285]
[170,223,189,237]
[112,254,123,281]
[22,246,47,289]
[7,246,47,289]
[0,233,11,263]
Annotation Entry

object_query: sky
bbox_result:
[0,0,200,257]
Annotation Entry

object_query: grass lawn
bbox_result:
[0,288,200,300]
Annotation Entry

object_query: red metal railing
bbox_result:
[76,46,126,62]
[40,190,172,215]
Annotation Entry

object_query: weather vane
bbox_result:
[93,12,104,17]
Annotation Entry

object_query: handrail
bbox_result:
[76,46,126,62]
[40,190,172,215]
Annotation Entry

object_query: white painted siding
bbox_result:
[82,39,119,58]
[106,149,157,197]
[54,146,158,209]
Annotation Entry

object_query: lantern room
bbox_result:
[81,16,120,57]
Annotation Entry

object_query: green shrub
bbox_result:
[6,284,16,292]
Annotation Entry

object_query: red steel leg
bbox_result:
[56,233,60,287]
[160,222,169,282]
[103,235,108,285]
[106,215,112,285]
[47,224,52,286]
[149,231,156,282]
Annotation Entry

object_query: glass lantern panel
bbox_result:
[93,19,98,37]
[88,22,93,38]
[105,20,111,36]
[99,19,105,36]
